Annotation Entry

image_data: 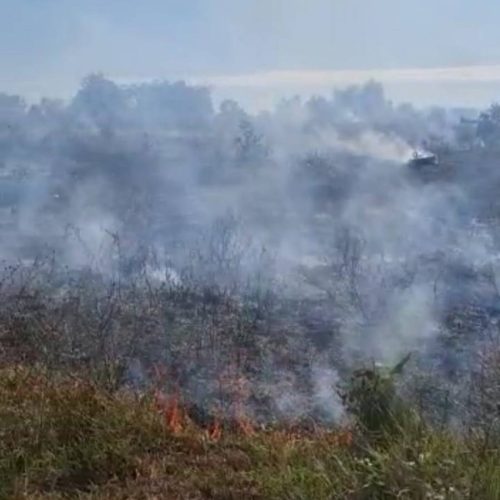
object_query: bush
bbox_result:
[343,354,419,441]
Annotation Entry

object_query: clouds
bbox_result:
[202,65,500,88]
[192,65,500,111]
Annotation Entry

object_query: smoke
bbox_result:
[1,75,499,423]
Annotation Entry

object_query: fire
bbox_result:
[154,389,186,435]
[164,392,184,434]
[153,387,354,446]
[152,363,186,434]
[150,362,354,445]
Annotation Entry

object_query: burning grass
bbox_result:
[1,366,499,499]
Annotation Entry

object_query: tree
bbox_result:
[71,74,127,131]
[477,103,500,148]
[234,119,268,165]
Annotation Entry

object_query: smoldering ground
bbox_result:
[0,76,499,426]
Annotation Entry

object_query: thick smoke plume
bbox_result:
[0,75,499,426]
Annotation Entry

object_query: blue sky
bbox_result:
[2,0,500,108]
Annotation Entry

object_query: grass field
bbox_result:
[1,365,499,499]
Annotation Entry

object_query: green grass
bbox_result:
[0,366,499,499]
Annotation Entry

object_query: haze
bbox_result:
[2,0,500,108]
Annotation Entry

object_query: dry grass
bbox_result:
[0,366,499,499]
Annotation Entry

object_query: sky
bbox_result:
[2,0,500,109]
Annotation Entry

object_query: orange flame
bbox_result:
[165,392,183,434]
[151,361,354,444]
[154,389,185,434]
